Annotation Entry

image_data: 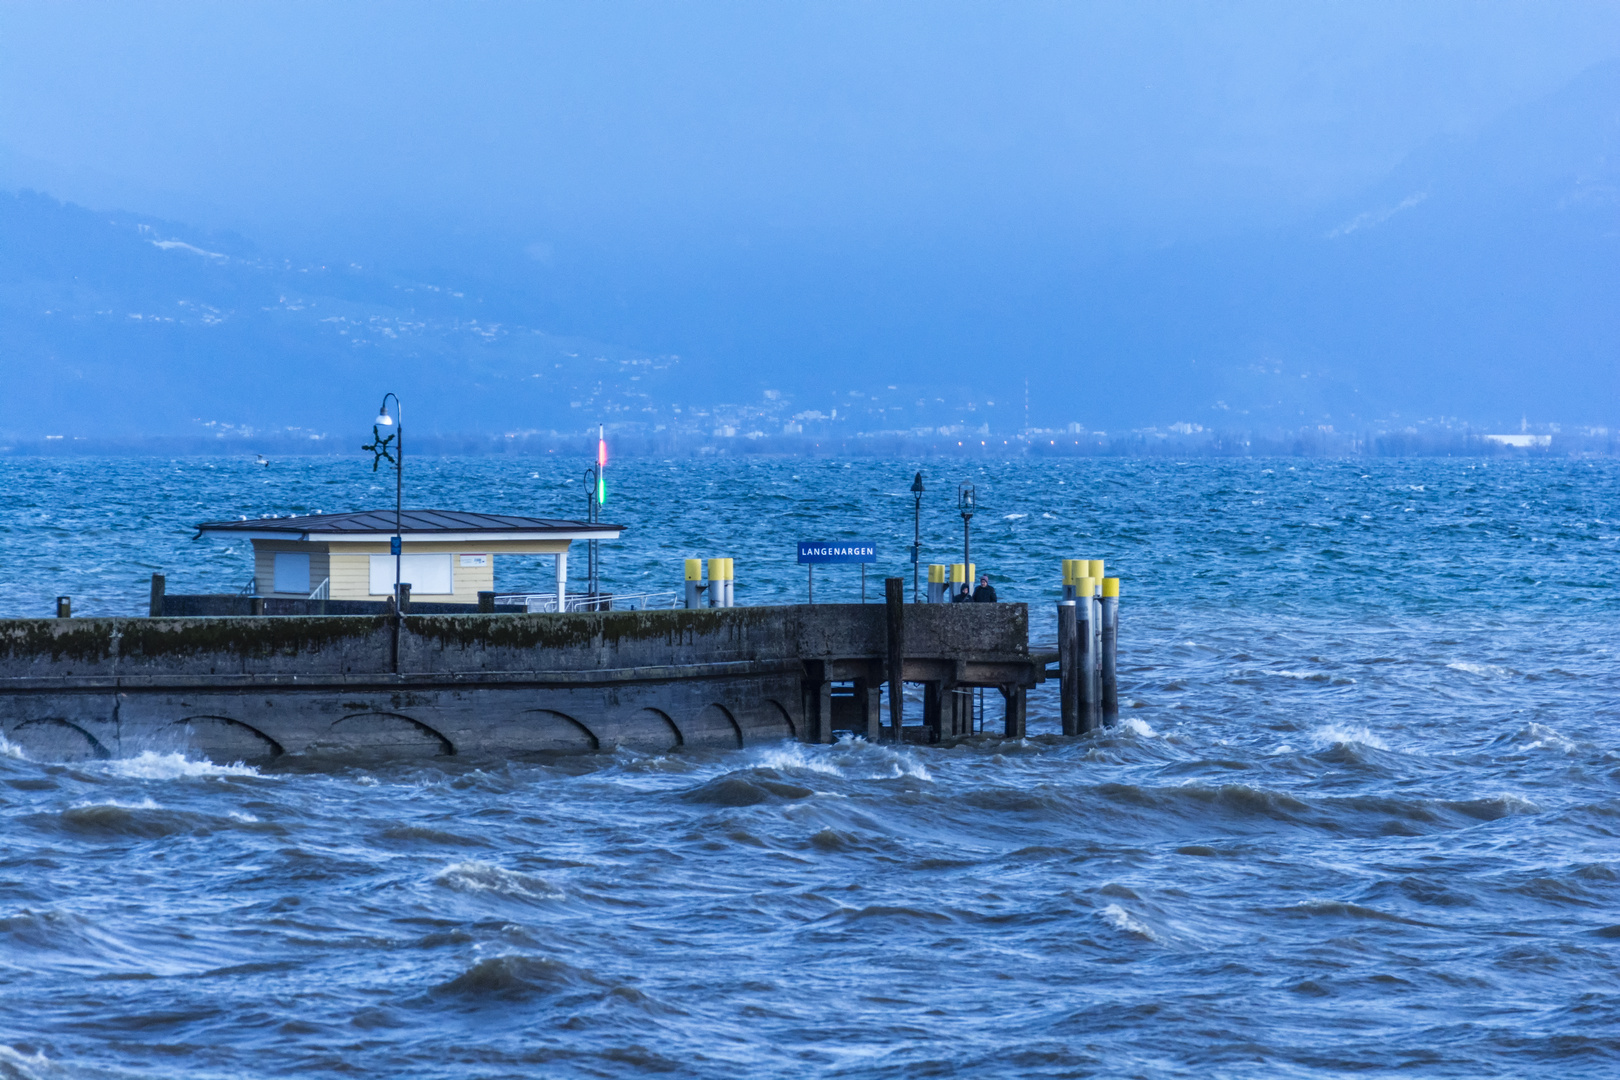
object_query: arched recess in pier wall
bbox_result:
[170,716,284,762]
[753,700,797,742]
[516,709,599,753]
[320,713,455,757]
[596,707,682,752]
[685,704,744,749]
[6,718,108,761]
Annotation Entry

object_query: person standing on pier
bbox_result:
[952,581,973,602]
[972,574,998,603]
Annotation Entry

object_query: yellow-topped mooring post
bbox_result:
[927,563,947,604]
[708,558,726,608]
[685,559,705,609]
[949,563,965,601]
[723,558,735,608]
[1101,577,1120,724]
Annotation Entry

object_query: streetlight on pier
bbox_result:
[910,471,925,602]
[363,394,404,610]
[958,481,976,581]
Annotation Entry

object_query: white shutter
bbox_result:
[369,554,454,596]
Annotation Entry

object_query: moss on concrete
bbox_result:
[407,607,786,652]
[0,621,117,663]
[119,617,389,660]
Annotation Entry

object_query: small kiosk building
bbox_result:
[194,510,623,605]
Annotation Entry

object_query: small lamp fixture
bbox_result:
[375,404,394,426]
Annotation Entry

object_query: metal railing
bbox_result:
[494,590,681,613]
[308,578,330,601]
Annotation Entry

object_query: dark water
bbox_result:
[1,455,1618,1078]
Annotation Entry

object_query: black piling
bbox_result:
[1101,581,1119,725]
[148,574,166,618]
[1057,600,1078,736]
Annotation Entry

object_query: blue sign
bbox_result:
[798,541,876,564]
[390,535,402,555]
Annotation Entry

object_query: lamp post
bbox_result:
[364,394,403,611]
[910,471,925,602]
[958,481,976,585]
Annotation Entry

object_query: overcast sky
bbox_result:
[4,0,1618,259]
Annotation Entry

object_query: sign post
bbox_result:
[797,541,877,604]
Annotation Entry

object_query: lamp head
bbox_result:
[375,406,394,426]
[910,471,925,494]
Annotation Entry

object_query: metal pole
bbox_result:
[394,398,402,610]
[862,563,866,603]
[808,564,813,604]
[885,577,905,742]
[912,492,921,602]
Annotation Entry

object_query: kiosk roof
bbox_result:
[196,510,623,543]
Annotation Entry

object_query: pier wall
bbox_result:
[0,605,1031,762]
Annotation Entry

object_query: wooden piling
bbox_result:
[148,574,165,618]
[885,577,905,743]
[1057,600,1078,736]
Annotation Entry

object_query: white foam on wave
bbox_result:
[0,735,27,760]
[1481,792,1543,815]
[1518,723,1579,754]
[1097,903,1156,940]
[1269,743,1297,756]
[436,860,565,901]
[1448,661,1513,678]
[103,752,261,780]
[1313,725,1390,751]
[1272,669,1331,682]
[70,796,160,810]
[756,739,933,782]
[754,742,845,777]
[0,1045,54,1080]
[1120,717,1158,738]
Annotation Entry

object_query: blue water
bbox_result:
[1,455,1617,1077]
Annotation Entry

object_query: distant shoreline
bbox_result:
[2,429,1613,459]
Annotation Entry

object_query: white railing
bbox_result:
[494,590,682,613]
[308,578,330,601]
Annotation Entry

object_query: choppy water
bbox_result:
[1,454,1618,1077]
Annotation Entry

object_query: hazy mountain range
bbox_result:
[2,59,1615,445]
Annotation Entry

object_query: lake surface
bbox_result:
[1,454,1617,1077]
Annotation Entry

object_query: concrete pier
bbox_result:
[0,604,1042,763]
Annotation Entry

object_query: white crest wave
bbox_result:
[1097,903,1156,940]
[103,752,261,780]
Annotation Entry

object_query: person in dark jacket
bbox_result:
[972,575,998,602]
[952,581,973,602]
